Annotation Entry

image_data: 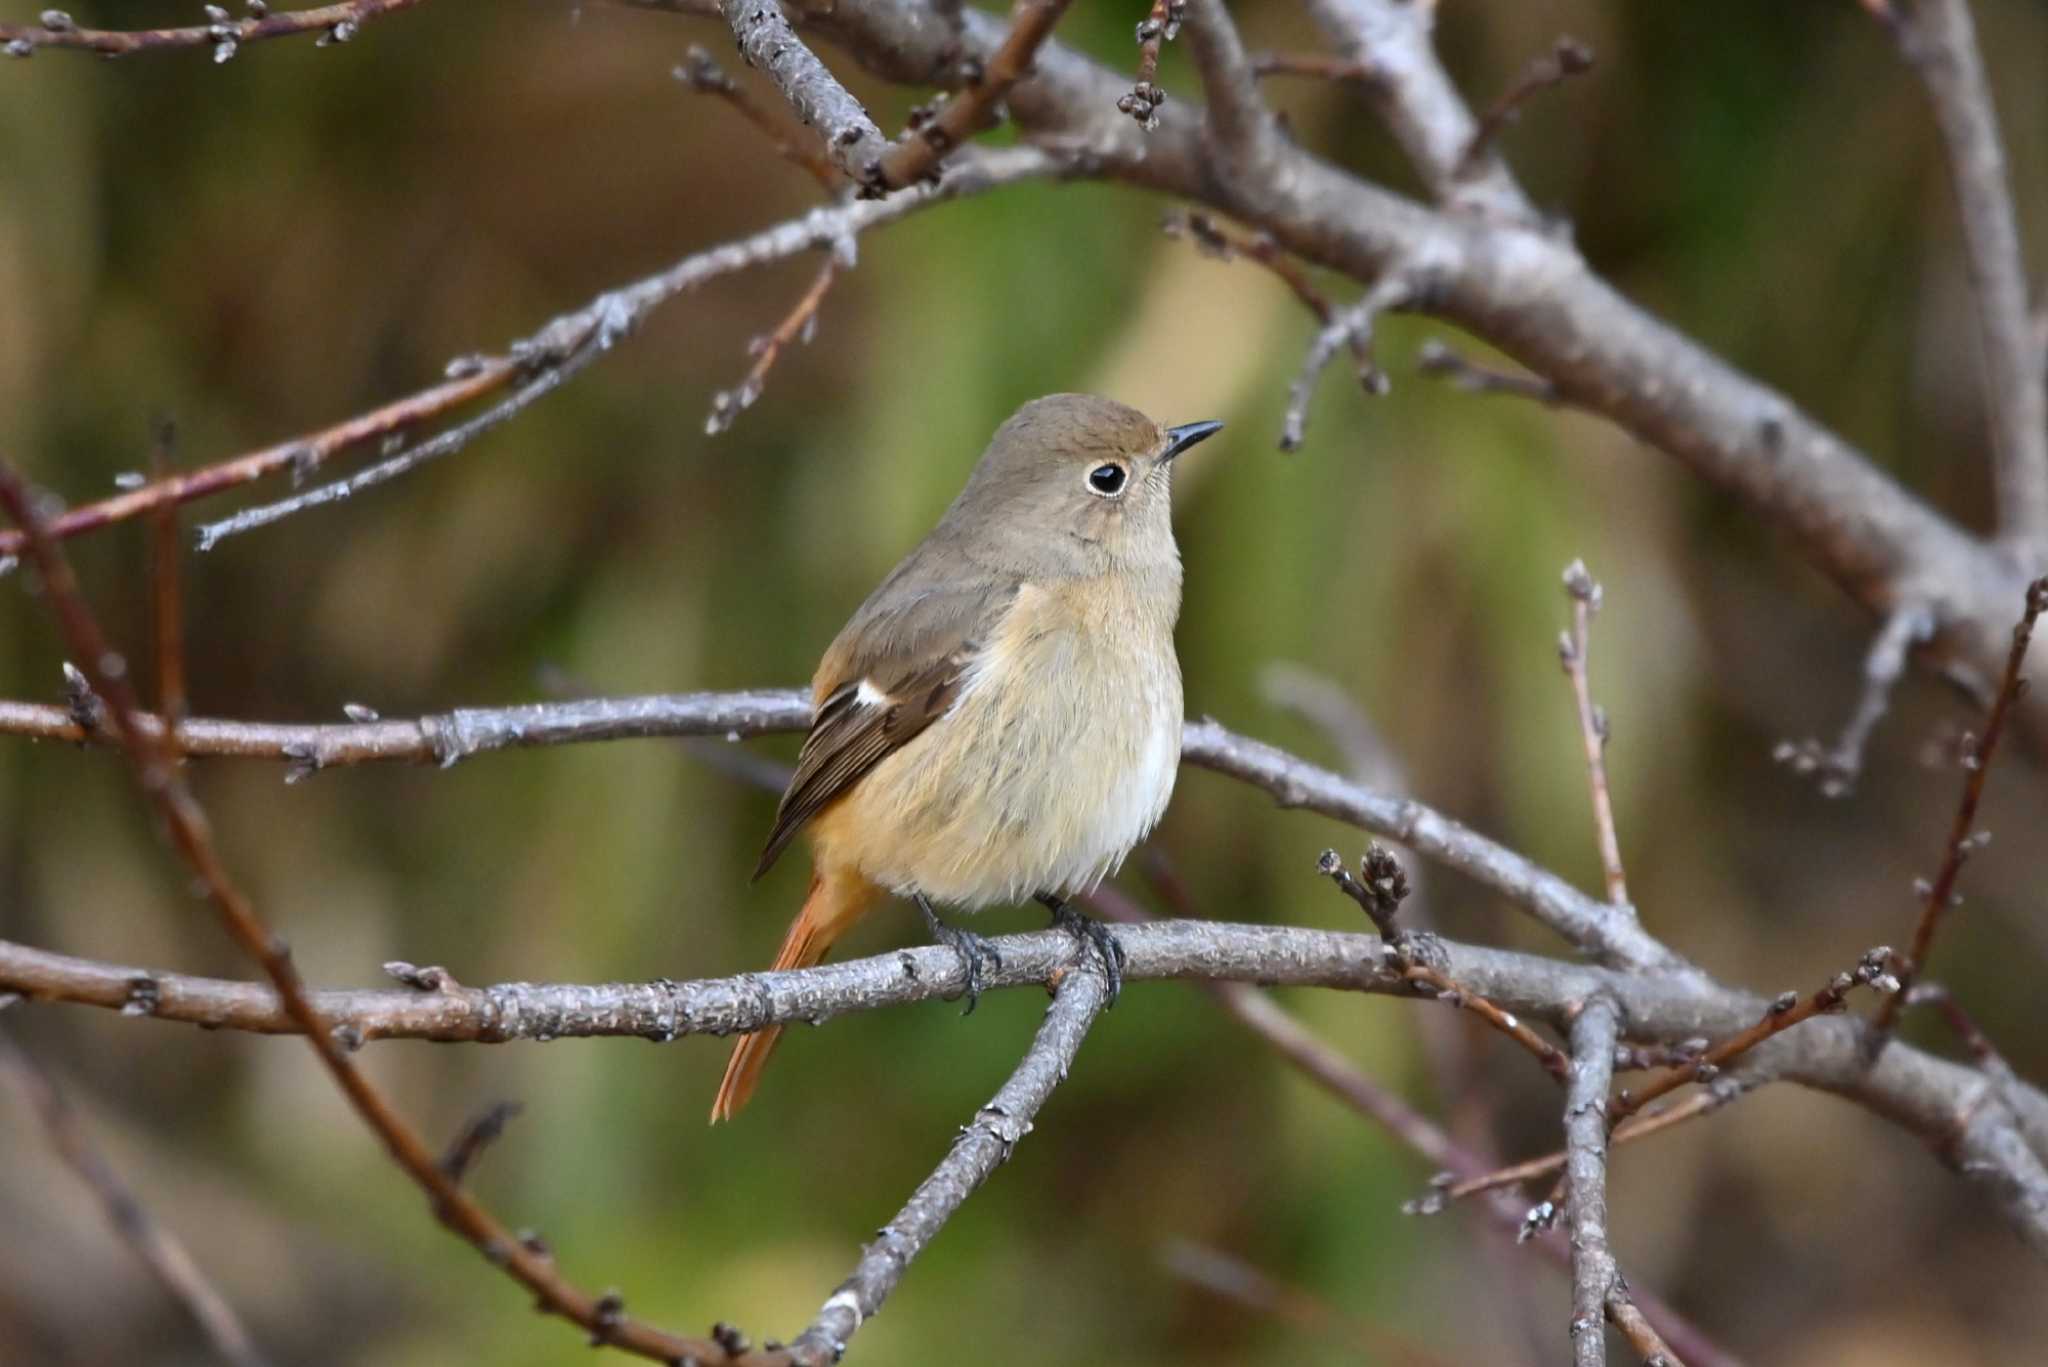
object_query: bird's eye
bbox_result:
[1087,463,1127,496]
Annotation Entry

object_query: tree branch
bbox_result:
[0,0,422,60]
[1774,600,1935,797]
[0,1017,272,1367]
[1563,997,1622,1367]
[870,0,1073,190]
[1559,561,1630,908]
[0,467,763,1367]
[723,0,893,192]
[787,962,1106,1363]
[1886,0,2048,549]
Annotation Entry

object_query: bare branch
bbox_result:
[1442,1083,1754,1204]
[1883,0,2048,548]
[1564,997,1622,1367]
[1248,49,1375,85]
[1415,338,1562,404]
[0,1020,272,1367]
[1300,0,1530,217]
[0,0,422,61]
[871,0,1074,190]
[147,420,189,739]
[1163,1242,1458,1364]
[1873,576,2047,1034]
[186,146,1058,547]
[0,466,762,1367]
[706,256,845,435]
[1559,561,1630,907]
[1178,0,1281,179]
[723,0,892,193]
[1278,269,1410,451]
[788,964,1107,1363]
[1120,0,1183,130]
[0,362,518,564]
[675,44,847,190]
[0,684,1682,969]
[1774,601,1935,796]
[1456,36,1593,179]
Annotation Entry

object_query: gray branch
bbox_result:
[1893,0,2048,550]
[193,145,1059,547]
[8,917,2046,1255]
[722,0,892,191]
[788,963,1107,1362]
[1564,998,1620,1367]
[0,687,1678,971]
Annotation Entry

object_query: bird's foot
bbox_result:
[1038,895,1124,1006]
[916,894,1002,1015]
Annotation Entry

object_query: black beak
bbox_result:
[1161,420,1224,463]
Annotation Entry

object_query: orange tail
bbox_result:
[711,866,881,1122]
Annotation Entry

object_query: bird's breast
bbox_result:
[830,574,1183,908]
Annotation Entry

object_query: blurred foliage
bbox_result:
[2,1,2046,1363]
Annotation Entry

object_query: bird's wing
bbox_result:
[752,576,1015,881]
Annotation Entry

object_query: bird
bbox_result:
[710,393,1222,1122]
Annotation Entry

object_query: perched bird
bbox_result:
[711,394,1222,1121]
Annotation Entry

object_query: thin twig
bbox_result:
[1455,36,1594,179]
[1319,848,1573,1082]
[1415,339,1562,404]
[1774,602,1935,797]
[0,465,761,1367]
[1248,49,1376,84]
[1563,997,1622,1367]
[1559,561,1629,908]
[1904,983,2018,1086]
[1279,269,1411,451]
[0,1020,272,1367]
[1163,211,1358,340]
[1614,948,1897,1126]
[674,44,846,191]
[1872,576,2047,1035]
[786,962,1107,1363]
[1119,0,1183,130]
[186,146,1058,547]
[873,0,1074,189]
[1880,0,2048,547]
[438,1100,525,1186]
[0,362,517,564]
[1442,1085,1744,1203]
[0,0,422,60]
[706,256,844,434]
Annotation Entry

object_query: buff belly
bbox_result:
[818,579,1182,909]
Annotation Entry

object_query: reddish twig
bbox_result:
[1442,1087,1732,1203]
[1905,983,2017,1084]
[873,0,1074,189]
[0,464,765,1367]
[1456,36,1594,178]
[674,45,845,191]
[0,1018,272,1367]
[1559,561,1629,908]
[0,0,424,60]
[1615,948,1896,1125]
[1872,576,2046,1035]
[706,257,843,435]
[1119,0,1183,129]
[0,361,515,565]
[438,1100,525,1185]
[1319,847,1573,1083]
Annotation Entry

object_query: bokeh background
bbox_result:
[3,1,2046,1363]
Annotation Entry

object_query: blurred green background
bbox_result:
[3,2,2046,1363]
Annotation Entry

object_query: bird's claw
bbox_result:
[916,895,1002,1014]
[1045,897,1125,1006]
